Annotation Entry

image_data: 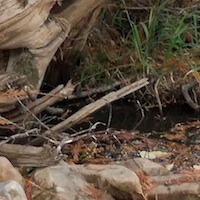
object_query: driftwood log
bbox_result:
[0,143,61,167]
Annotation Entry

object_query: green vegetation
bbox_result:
[78,0,200,88]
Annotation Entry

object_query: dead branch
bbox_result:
[4,84,64,120]
[31,78,149,145]
[0,143,61,167]
[182,80,200,110]
[8,81,75,123]
[68,78,132,100]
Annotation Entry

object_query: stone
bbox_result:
[0,195,6,200]
[70,164,146,200]
[31,159,200,200]
[147,183,200,200]
[32,163,113,200]
[0,157,24,187]
[0,180,27,200]
[150,174,192,184]
[133,158,170,176]
[148,173,200,200]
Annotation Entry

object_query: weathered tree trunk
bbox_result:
[0,0,104,89]
[0,143,61,167]
[0,0,104,119]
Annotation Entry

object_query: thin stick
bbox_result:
[133,100,145,130]
[27,84,64,110]
[154,78,163,117]
[0,128,39,145]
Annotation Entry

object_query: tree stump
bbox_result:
[0,0,104,89]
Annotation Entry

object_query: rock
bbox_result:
[113,159,154,193]
[31,159,200,200]
[0,195,6,199]
[70,164,145,200]
[150,174,192,184]
[147,173,200,200]
[32,163,113,200]
[133,158,170,176]
[0,157,24,187]
[0,180,27,200]
[147,183,200,200]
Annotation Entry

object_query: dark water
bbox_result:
[92,101,200,132]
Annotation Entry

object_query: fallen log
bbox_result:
[0,143,61,167]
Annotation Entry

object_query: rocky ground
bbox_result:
[0,155,199,200]
[1,119,200,200]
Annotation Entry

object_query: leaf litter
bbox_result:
[62,120,200,173]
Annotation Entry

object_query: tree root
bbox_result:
[182,80,200,110]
